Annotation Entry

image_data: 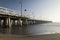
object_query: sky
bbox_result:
[0,0,60,22]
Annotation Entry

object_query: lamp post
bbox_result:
[32,12,35,24]
[19,0,23,34]
[32,12,34,20]
[20,0,23,17]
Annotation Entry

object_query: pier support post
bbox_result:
[4,17,12,28]
[10,20,13,27]
[0,20,1,27]
[18,18,22,26]
[8,17,11,28]
[5,17,12,34]
[8,17,12,34]
[25,19,28,25]
[5,18,9,28]
[17,18,23,34]
[22,19,28,25]
[13,20,15,26]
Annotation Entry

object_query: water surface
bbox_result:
[0,23,60,35]
[24,23,60,35]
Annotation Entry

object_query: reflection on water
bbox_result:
[0,23,60,35]
[0,25,22,35]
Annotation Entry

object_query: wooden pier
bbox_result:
[0,7,52,33]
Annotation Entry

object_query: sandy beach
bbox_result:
[0,34,60,40]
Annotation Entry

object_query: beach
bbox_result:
[0,34,60,40]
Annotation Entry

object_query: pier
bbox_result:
[0,7,52,34]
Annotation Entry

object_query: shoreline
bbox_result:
[0,33,60,40]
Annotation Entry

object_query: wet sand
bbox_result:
[0,34,60,40]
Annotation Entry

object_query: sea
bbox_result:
[0,22,60,35]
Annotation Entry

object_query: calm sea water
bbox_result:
[24,23,60,35]
[0,22,60,35]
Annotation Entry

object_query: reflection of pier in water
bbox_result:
[0,7,52,34]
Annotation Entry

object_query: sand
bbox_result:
[0,34,60,40]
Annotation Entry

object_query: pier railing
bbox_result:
[0,7,28,17]
[0,7,17,16]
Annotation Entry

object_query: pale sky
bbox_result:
[0,0,60,22]
[23,0,60,22]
